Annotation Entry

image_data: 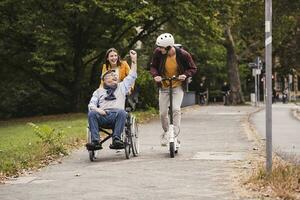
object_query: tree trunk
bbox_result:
[71,21,86,112]
[71,51,85,112]
[224,26,244,104]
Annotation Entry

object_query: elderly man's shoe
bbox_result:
[109,138,124,149]
[86,141,103,150]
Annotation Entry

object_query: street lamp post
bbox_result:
[256,57,262,104]
[248,63,257,106]
[248,57,262,107]
[254,68,258,106]
[256,57,262,105]
[265,0,272,173]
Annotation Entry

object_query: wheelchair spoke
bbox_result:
[132,120,139,156]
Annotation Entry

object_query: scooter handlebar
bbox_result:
[161,76,179,81]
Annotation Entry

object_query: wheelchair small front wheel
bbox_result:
[89,150,95,162]
[124,134,132,159]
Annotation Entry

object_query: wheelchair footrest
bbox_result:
[109,143,125,150]
[86,143,103,151]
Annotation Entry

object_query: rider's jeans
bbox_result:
[159,86,184,135]
[88,109,127,142]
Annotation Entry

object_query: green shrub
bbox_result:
[136,67,158,108]
[28,123,67,156]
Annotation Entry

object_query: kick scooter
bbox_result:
[161,76,180,158]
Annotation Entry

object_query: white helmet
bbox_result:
[156,33,175,48]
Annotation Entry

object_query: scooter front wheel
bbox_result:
[169,142,175,158]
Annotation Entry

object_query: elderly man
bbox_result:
[87,50,137,150]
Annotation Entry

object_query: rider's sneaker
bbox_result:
[175,139,180,154]
[160,131,168,147]
[93,141,103,150]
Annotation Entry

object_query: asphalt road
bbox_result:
[251,103,300,159]
[0,106,259,200]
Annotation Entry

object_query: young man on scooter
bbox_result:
[87,50,137,150]
[149,33,197,146]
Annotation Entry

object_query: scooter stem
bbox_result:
[169,78,173,125]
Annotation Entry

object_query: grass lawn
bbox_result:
[0,113,87,177]
[0,109,158,179]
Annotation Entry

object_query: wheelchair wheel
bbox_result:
[87,127,95,161]
[131,117,139,157]
[124,132,132,159]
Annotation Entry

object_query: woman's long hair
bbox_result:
[104,48,122,71]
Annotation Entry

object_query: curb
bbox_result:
[291,102,300,121]
[245,106,265,146]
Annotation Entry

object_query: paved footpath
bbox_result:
[251,103,300,159]
[0,106,258,200]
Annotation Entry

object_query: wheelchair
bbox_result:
[86,95,139,162]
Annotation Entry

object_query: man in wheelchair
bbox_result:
[86,50,137,150]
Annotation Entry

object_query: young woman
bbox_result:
[100,48,131,87]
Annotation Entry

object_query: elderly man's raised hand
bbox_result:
[130,50,137,62]
[129,50,137,71]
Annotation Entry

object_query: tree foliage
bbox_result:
[0,0,298,118]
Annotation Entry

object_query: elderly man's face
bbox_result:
[103,72,118,87]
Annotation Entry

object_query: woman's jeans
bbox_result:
[88,109,127,142]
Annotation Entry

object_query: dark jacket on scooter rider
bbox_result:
[149,47,197,91]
